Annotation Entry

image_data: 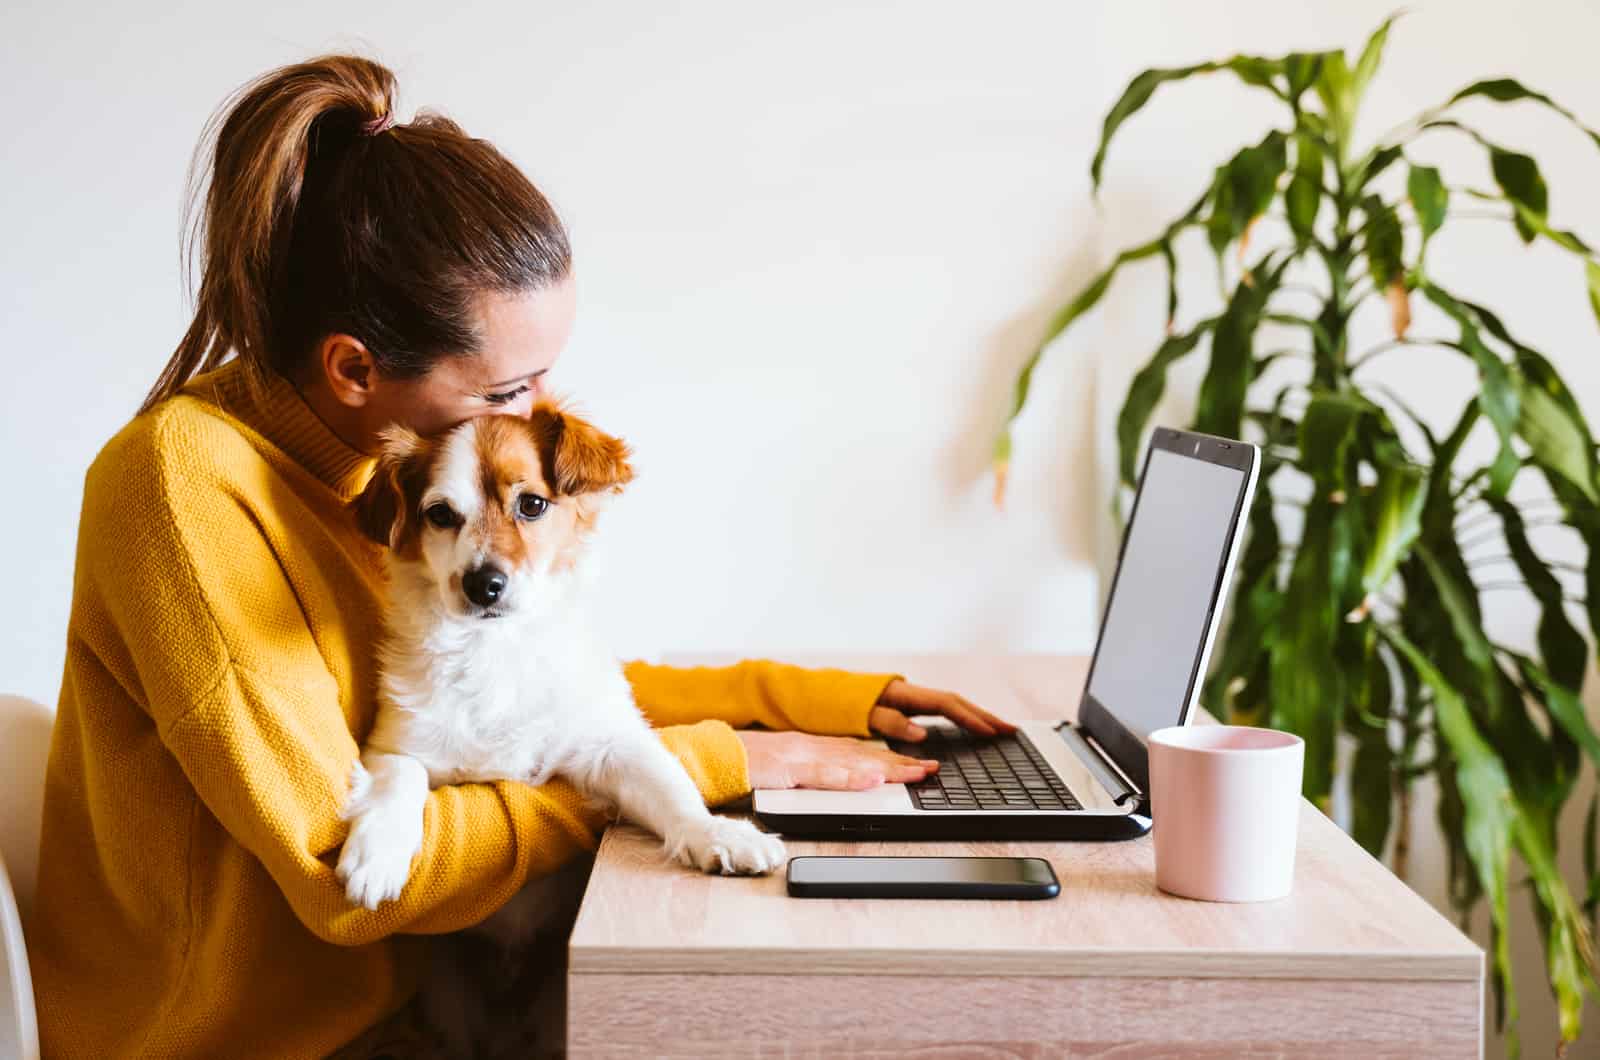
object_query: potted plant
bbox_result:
[991,14,1600,1053]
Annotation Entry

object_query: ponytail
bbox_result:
[143,55,570,414]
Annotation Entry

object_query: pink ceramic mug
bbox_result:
[1148,725,1304,902]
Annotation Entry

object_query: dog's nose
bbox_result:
[462,566,509,608]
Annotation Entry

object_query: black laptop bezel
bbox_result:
[1076,427,1258,802]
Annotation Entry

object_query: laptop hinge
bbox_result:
[1053,722,1142,806]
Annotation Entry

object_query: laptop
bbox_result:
[753,426,1259,841]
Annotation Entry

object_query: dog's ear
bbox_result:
[353,425,424,548]
[533,402,634,497]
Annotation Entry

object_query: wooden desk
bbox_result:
[568,654,1483,1058]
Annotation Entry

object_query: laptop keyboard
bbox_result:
[887,727,1082,811]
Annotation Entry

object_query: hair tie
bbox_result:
[361,112,396,136]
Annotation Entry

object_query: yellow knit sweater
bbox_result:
[26,361,896,1059]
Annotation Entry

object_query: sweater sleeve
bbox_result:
[624,659,902,737]
[88,413,741,946]
[164,681,744,945]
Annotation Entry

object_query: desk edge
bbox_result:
[567,944,1484,981]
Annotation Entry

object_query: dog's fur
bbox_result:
[334,403,785,1054]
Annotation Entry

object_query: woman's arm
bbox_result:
[91,419,750,946]
[161,678,753,946]
[624,659,901,736]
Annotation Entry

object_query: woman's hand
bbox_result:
[736,730,941,790]
[868,678,1018,743]
[735,679,1018,791]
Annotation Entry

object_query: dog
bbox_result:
[333,403,786,1052]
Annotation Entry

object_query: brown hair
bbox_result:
[141,55,571,414]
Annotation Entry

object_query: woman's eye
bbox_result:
[484,384,531,406]
[425,502,459,529]
[517,494,549,521]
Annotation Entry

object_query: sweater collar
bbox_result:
[182,360,377,501]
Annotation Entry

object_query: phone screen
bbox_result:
[788,856,1056,886]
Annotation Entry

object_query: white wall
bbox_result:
[3,1,1598,1054]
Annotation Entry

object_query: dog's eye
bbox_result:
[424,502,460,529]
[517,494,549,521]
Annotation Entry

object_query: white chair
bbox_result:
[0,693,52,1060]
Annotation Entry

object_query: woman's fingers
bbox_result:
[794,739,936,790]
[737,730,942,791]
[868,705,927,740]
[872,681,1019,736]
[944,693,1017,735]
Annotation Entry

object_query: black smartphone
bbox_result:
[786,855,1060,899]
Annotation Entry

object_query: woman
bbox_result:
[26,55,1015,1058]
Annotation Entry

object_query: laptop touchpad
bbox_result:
[753,782,916,814]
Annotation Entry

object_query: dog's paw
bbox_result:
[340,759,375,819]
[335,806,424,910]
[670,816,787,876]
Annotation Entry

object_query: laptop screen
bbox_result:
[1084,438,1252,745]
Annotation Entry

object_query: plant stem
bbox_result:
[1394,775,1412,881]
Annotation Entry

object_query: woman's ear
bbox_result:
[353,425,424,547]
[318,334,381,409]
[534,402,635,497]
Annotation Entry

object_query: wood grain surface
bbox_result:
[567,654,1482,1058]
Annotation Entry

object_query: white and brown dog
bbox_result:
[334,403,786,919]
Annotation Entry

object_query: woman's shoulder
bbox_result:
[88,388,263,509]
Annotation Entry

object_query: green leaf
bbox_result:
[1489,148,1550,244]
[1380,625,1519,1043]
[1206,130,1289,258]
[1160,240,1179,329]
[1515,806,1597,1047]
[1283,52,1326,104]
[1461,187,1594,256]
[1193,255,1289,439]
[1420,284,1522,497]
[1424,294,1599,502]
[1420,124,1586,254]
[1270,498,1353,800]
[1350,637,1394,857]
[1115,321,1215,487]
[1202,482,1282,722]
[1355,144,1403,188]
[1449,77,1600,154]
[1490,500,1590,691]
[1314,50,1354,157]
[1264,311,1335,364]
[1361,463,1426,594]
[1512,350,1600,564]
[1513,654,1600,775]
[1091,58,1287,190]
[1415,546,1565,818]
[1588,260,1600,332]
[1436,753,1485,914]
[993,235,1167,464]
[1361,195,1404,288]
[1286,133,1323,241]
[1415,546,1501,707]
[1299,391,1370,488]
[1407,163,1448,240]
[1351,13,1399,108]
[1517,374,1599,504]
[996,187,1212,470]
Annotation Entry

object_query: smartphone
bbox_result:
[786,855,1060,899]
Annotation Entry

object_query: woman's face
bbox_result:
[317,275,579,448]
[380,276,579,437]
